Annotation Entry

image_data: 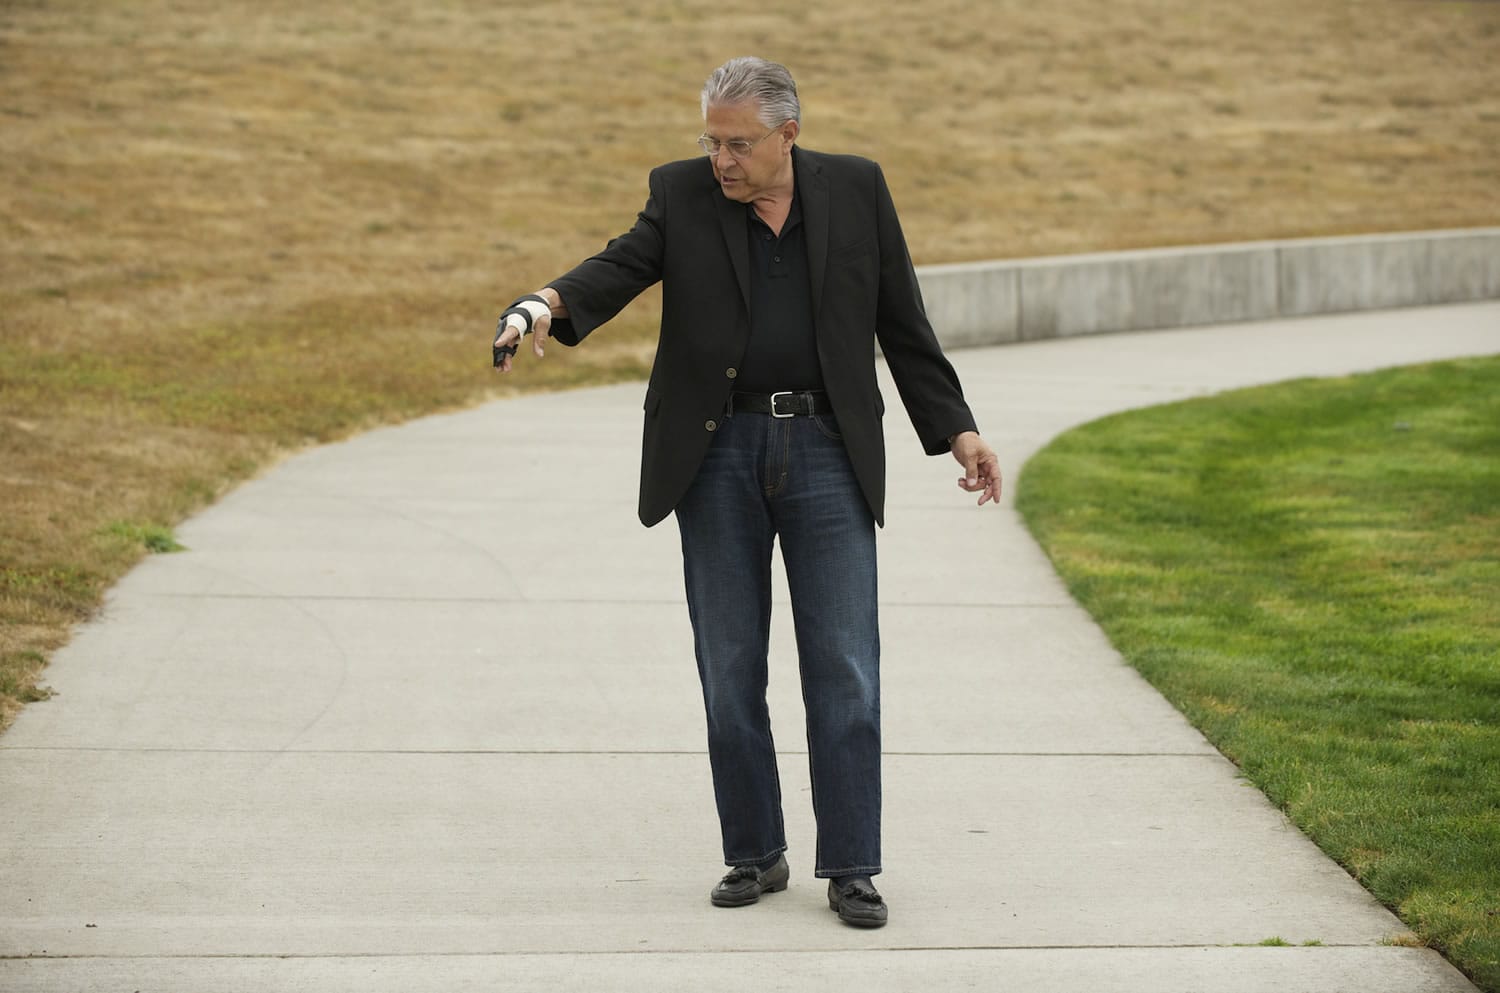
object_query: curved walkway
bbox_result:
[2,301,1496,992]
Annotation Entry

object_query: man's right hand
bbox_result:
[493,288,562,373]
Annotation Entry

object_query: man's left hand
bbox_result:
[951,431,1002,506]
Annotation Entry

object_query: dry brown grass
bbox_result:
[2,0,1498,729]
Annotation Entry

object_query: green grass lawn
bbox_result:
[1017,355,1500,990]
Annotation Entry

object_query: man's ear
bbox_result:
[782,120,800,146]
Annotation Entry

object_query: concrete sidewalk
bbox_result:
[2,302,1495,992]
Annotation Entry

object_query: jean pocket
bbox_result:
[810,412,843,441]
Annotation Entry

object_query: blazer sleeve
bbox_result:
[545,169,668,346]
[870,165,979,454]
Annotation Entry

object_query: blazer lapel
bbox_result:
[797,148,830,326]
[715,191,752,312]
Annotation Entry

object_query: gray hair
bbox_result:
[700,57,801,126]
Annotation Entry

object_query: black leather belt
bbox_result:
[727,390,831,418]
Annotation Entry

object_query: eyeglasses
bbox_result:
[697,122,787,159]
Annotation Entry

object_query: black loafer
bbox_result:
[827,878,888,928]
[710,855,790,907]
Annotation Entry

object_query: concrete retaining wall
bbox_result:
[915,227,1500,348]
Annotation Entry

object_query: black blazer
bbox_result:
[548,146,977,527]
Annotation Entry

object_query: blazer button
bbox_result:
[726,367,738,379]
[705,419,718,432]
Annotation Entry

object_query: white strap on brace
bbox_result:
[504,298,551,336]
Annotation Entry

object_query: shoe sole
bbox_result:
[711,888,786,912]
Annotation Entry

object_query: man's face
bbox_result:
[703,101,797,203]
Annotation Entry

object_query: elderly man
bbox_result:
[493,56,1001,928]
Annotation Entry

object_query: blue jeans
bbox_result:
[675,409,881,878]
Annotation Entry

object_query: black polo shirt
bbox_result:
[737,189,823,393]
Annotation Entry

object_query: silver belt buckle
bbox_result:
[769,391,795,418]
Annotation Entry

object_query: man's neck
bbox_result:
[751,161,796,234]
